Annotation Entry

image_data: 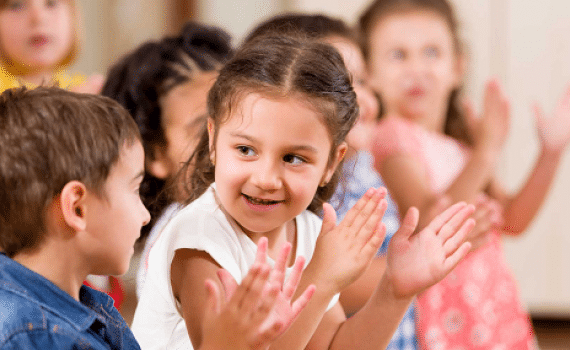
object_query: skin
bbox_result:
[0,0,73,85]
[171,91,475,350]
[369,11,570,249]
[149,71,218,190]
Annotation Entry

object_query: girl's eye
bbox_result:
[46,0,59,7]
[237,145,256,157]
[6,0,24,10]
[283,154,306,165]
[390,49,405,60]
[424,46,440,58]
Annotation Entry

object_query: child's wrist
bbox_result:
[377,271,415,304]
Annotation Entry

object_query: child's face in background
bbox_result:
[327,37,379,152]
[0,0,73,72]
[83,141,150,276]
[368,11,460,124]
[151,71,218,182]
[211,93,340,238]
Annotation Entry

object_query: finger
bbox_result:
[337,188,381,230]
[254,237,269,265]
[425,202,467,233]
[250,281,279,327]
[290,284,316,319]
[438,204,475,242]
[533,102,546,130]
[345,188,385,236]
[270,242,292,287]
[204,279,222,319]
[238,264,271,314]
[282,256,306,300]
[356,199,387,253]
[320,202,338,236]
[217,268,238,302]
[393,206,419,241]
[443,242,472,274]
[443,217,475,257]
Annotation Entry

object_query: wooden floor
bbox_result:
[534,318,570,350]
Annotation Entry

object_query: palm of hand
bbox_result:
[385,203,475,299]
[386,223,451,298]
[536,86,570,151]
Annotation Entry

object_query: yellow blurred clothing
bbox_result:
[0,65,85,91]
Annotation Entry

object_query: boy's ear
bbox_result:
[207,118,216,164]
[59,181,88,232]
[321,142,348,186]
[147,145,170,180]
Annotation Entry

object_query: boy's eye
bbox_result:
[45,0,59,7]
[283,154,305,165]
[424,46,440,58]
[237,145,256,157]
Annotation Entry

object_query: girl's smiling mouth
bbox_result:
[242,193,284,212]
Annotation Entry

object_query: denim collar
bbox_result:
[0,253,112,332]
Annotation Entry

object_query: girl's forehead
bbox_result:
[372,10,454,44]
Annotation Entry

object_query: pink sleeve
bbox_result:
[371,116,423,170]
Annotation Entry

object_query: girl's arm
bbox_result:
[172,238,314,350]
[488,86,570,235]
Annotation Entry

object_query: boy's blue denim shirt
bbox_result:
[0,253,140,349]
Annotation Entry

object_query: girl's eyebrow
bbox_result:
[230,132,319,154]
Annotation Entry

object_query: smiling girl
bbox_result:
[131,34,476,350]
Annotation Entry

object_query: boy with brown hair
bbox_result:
[0,86,313,349]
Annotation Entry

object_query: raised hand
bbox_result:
[465,79,510,156]
[534,85,570,153]
[204,238,316,350]
[384,202,475,299]
[308,188,387,294]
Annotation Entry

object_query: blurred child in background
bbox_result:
[0,0,103,93]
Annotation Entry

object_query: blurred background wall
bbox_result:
[72,0,570,317]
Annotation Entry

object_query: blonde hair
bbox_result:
[0,0,82,76]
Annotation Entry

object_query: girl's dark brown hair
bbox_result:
[184,34,358,213]
[102,21,233,239]
[359,0,472,145]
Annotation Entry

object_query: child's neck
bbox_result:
[395,107,447,134]
[18,69,56,87]
[13,240,86,301]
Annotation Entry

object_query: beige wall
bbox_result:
[74,0,570,316]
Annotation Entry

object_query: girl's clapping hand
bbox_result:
[384,202,475,299]
[309,188,388,294]
[201,238,315,350]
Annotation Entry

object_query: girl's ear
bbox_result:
[207,118,216,163]
[147,145,170,180]
[321,142,348,185]
[59,181,88,232]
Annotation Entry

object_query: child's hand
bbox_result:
[465,79,510,156]
[309,188,387,295]
[384,202,475,299]
[535,85,570,153]
[201,238,315,350]
[467,193,503,251]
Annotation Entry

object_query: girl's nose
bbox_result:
[141,203,151,227]
[29,2,47,25]
[251,159,282,191]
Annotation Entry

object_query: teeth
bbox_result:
[245,194,280,205]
